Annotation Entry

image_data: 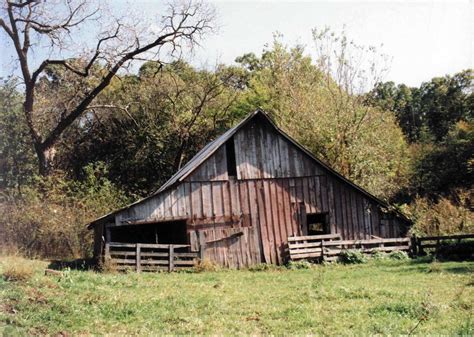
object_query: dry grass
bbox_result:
[0,255,36,282]
[193,259,221,272]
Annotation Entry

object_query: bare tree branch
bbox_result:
[0,0,215,174]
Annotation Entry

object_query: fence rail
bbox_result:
[412,233,474,256]
[105,242,200,272]
[288,234,411,262]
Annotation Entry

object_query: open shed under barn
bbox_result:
[88,109,410,267]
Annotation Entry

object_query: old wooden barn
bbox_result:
[88,109,410,268]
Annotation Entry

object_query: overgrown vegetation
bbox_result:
[0,256,472,335]
[0,164,129,258]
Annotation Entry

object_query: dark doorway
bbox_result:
[109,220,188,244]
[306,213,329,236]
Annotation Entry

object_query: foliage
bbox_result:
[286,260,313,270]
[436,241,474,262]
[0,164,129,258]
[401,189,473,236]
[64,61,242,196]
[388,251,409,260]
[0,79,36,188]
[368,69,473,143]
[371,251,388,260]
[234,34,411,198]
[409,120,474,197]
[0,257,472,335]
[0,0,215,175]
[339,249,368,264]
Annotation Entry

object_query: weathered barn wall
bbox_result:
[111,177,404,267]
[234,117,324,179]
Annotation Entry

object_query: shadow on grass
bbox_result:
[48,258,96,271]
[405,257,474,275]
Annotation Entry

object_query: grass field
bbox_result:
[0,256,473,336]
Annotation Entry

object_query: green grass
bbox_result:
[0,256,473,336]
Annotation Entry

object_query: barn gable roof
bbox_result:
[88,109,409,228]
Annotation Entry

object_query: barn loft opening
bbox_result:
[226,137,237,177]
[306,213,330,235]
[109,220,188,244]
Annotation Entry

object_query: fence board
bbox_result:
[287,235,411,262]
[106,243,198,272]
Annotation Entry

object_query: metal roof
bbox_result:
[87,108,410,228]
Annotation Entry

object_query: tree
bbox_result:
[368,69,473,142]
[0,78,35,188]
[234,34,410,199]
[0,0,215,175]
[63,61,243,196]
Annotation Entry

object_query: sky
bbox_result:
[196,0,472,86]
[1,0,472,87]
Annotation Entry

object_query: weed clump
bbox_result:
[371,251,388,260]
[2,257,35,282]
[388,251,409,260]
[248,263,281,272]
[194,259,220,272]
[339,250,368,264]
[287,260,313,270]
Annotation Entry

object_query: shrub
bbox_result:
[339,250,368,264]
[287,260,313,270]
[2,257,35,282]
[371,251,387,260]
[0,164,130,259]
[388,251,409,260]
[194,259,220,273]
[436,241,474,261]
[401,189,473,236]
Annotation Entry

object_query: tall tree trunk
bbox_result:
[34,143,56,176]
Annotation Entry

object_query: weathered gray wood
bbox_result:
[288,234,342,241]
[136,244,141,272]
[108,242,190,249]
[288,236,411,262]
[169,245,174,272]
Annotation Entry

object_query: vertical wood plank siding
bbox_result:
[109,119,407,267]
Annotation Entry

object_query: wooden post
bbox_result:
[419,238,425,255]
[136,244,141,273]
[169,244,174,272]
[320,240,324,262]
[411,235,418,256]
[104,243,110,265]
[199,240,206,261]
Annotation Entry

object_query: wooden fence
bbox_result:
[105,242,201,272]
[411,233,474,256]
[288,234,411,262]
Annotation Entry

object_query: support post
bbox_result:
[199,240,206,261]
[169,244,174,272]
[104,243,110,264]
[411,235,418,256]
[136,244,141,273]
[320,240,324,262]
